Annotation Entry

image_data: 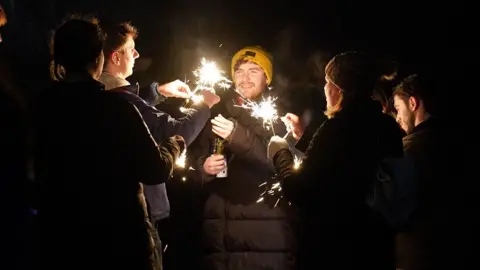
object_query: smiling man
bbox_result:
[190,46,292,270]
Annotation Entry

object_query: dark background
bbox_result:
[1,0,470,116]
[1,1,472,269]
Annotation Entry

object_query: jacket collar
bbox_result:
[98,72,139,95]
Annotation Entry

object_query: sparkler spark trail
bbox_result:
[175,149,187,168]
[192,58,232,93]
[182,58,232,107]
[293,155,303,170]
[236,96,279,134]
[257,154,302,207]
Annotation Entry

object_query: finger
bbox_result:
[179,82,191,92]
[285,113,299,122]
[280,117,291,125]
[210,160,225,167]
[210,163,226,170]
[212,128,224,138]
[210,154,225,161]
[211,119,230,129]
[212,165,226,171]
[212,127,226,138]
[214,116,233,127]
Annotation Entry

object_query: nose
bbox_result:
[396,115,401,124]
[133,49,140,59]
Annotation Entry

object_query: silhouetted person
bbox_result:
[0,5,33,269]
[393,74,469,270]
[269,51,403,270]
[31,15,183,270]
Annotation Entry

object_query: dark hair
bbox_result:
[393,74,436,114]
[324,51,397,118]
[50,15,105,81]
[103,22,138,58]
[325,51,397,99]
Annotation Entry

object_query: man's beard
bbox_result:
[405,111,416,134]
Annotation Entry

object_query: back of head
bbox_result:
[50,15,105,81]
[325,51,397,100]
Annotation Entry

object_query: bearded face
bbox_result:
[394,95,416,134]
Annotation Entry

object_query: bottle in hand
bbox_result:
[213,137,228,178]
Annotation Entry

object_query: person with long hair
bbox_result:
[268,51,404,269]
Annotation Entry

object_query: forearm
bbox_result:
[139,82,166,106]
[163,104,210,146]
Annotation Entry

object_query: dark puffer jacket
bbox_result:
[190,90,294,270]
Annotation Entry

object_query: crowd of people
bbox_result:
[1,7,471,270]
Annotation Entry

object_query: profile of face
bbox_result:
[233,61,267,100]
[112,35,139,79]
[324,77,342,110]
[0,6,7,43]
[393,95,416,134]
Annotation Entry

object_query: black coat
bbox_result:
[31,78,181,270]
[191,90,294,270]
[273,100,403,270]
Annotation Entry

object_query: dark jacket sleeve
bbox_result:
[272,119,342,204]
[130,95,211,146]
[226,119,286,168]
[116,100,182,185]
[138,82,166,107]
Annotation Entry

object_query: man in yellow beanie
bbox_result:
[230,46,273,99]
[187,46,293,270]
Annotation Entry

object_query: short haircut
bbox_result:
[103,22,138,57]
[50,14,105,81]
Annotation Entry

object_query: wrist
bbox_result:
[155,83,168,99]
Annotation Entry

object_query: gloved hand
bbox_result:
[268,135,289,159]
[168,135,186,156]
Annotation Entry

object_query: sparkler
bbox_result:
[235,96,279,135]
[175,149,187,168]
[257,154,302,207]
[177,58,232,171]
[181,57,232,108]
[184,57,232,104]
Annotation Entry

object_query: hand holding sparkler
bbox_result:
[236,96,279,135]
[281,113,304,141]
[157,79,192,99]
[198,90,221,108]
[267,135,289,159]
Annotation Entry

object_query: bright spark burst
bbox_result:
[236,96,279,133]
[257,155,302,207]
[175,149,187,168]
[293,155,303,170]
[182,58,231,108]
[192,58,231,93]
